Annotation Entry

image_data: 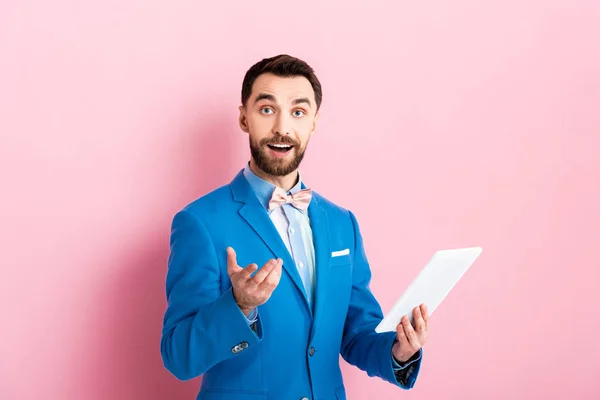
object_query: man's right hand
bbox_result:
[226,246,283,317]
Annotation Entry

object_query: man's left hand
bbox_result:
[392,304,429,363]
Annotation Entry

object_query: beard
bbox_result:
[249,135,307,177]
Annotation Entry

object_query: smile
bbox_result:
[267,144,293,152]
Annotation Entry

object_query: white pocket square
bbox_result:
[331,248,350,257]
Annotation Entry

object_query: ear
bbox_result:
[238,105,249,133]
[309,111,320,137]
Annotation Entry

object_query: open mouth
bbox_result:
[267,143,294,153]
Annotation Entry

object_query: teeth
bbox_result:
[271,144,292,148]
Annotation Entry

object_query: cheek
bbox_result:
[247,116,271,137]
[296,120,315,141]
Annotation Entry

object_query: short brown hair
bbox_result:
[241,54,323,110]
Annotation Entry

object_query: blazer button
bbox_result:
[309,347,315,356]
[232,342,248,354]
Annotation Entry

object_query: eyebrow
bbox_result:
[292,97,311,107]
[254,93,276,104]
[254,93,312,107]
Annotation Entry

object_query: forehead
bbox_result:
[250,73,315,105]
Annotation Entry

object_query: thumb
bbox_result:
[226,247,241,276]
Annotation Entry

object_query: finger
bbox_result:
[226,247,241,276]
[261,259,282,287]
[258,259,282,292]
[251,259,277,284]
[420,303,429,322]
[413,306,425,333]
[402,315,420,348]
[238,262,259,281]
[396,321,408,344]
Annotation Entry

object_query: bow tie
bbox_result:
[268,186,312,212]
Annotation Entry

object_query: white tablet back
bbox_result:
[375,246,483,333]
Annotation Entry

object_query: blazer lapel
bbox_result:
[307,193,332,336]
[231,170,311,312]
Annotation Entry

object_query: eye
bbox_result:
[260,107,274,115]
[293,110,305,117]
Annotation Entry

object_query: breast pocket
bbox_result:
[329,253,352,267]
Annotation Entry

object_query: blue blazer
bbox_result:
[161,169,422,400]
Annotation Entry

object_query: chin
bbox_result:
[263,158,299,176]
[250,142,305,177]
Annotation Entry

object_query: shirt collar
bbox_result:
[242,162,305,212]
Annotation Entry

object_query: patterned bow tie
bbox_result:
[268,186,312,211]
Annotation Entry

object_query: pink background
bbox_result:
[1,0,599,399]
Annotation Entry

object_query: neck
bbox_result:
[249,159,299,191]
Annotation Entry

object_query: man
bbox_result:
[160,54,429,400]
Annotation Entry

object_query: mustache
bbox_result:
[260,136,298,146]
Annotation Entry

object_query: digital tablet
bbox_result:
[375,246,483,333]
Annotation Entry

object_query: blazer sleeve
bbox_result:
[160,209,263,381]
[339,211,423,389]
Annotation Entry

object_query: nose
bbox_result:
[273,112,292,135]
